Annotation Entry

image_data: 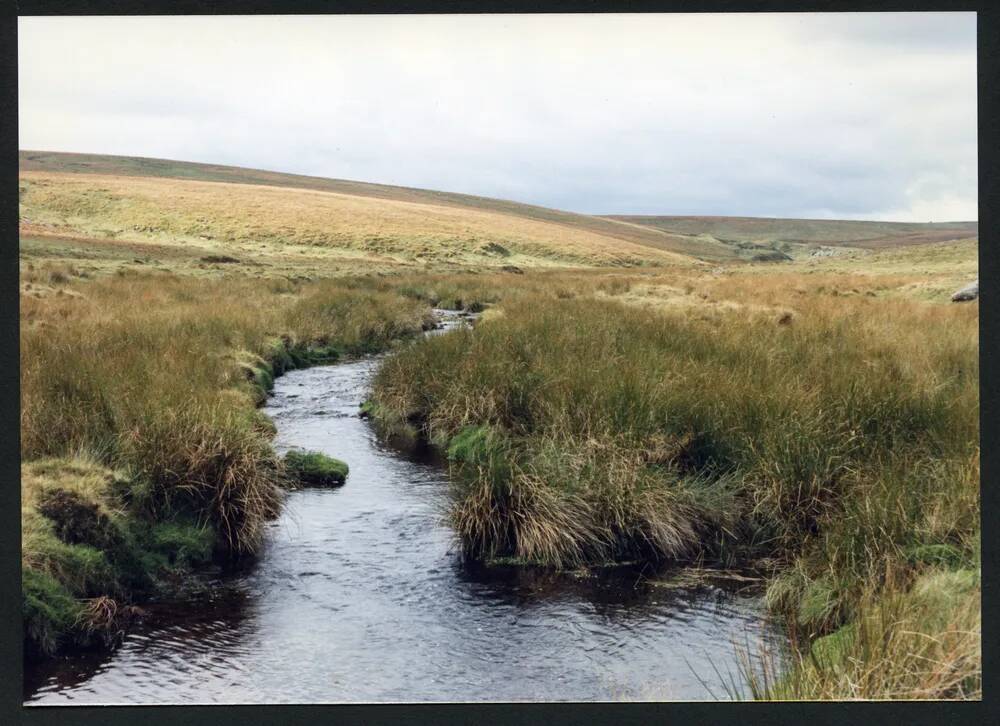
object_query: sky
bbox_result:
[18,13,978,222]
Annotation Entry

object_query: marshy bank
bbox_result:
[26,325,784,703]
[21,271,434,659]
[370,281,981,699]
[20,261,980,701]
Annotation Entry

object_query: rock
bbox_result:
[499,265,524,274]
[750,250,792,263]
[951,280,979,302]
[479,242,511,257]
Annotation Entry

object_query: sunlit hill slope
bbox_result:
[19,151,701,272]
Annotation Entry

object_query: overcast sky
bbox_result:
[19,13,977,221]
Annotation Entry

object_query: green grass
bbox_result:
[20,457,220,656]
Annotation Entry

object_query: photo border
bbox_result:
[2,1,995,723]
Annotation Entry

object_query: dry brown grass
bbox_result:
[607,214,977,248]
[20,171,692,269]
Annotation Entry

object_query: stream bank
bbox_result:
[25,311,784,703]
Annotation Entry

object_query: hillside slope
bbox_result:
[19,151,702,266]
[605,215,978,251]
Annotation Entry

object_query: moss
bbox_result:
[30,529,119,597]
[23,568,83,658]
[257,338,344,388]
[148,520,216,568]
[239,356,276,405]
[22,459,227,657]
[446,425,495,465]
[265,339,295,375]
[253,364,275,394]
[304,343,342,364]
[810,622,858,667]
[284,450,349,486]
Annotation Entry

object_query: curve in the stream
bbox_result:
[26,312,784,704]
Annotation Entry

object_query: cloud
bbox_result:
[18,13,977,221]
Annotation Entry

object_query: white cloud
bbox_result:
[18,12,977,221]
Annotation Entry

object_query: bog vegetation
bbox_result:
[18,154,980,700]
[370,265,980,699]
[21,269,431,656]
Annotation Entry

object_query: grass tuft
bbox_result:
[284,450,349,487]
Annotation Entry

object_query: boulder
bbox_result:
[750,250,792,263]
[951,280,979,302]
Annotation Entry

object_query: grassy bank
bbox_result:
[369,264,980,699]
[20,268,431,657]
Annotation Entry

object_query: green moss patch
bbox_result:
[809,622,858,668]
[284,450,349,487]
[23,569,84,659]
[147,520,216,568]
[22,458,227,659]
[446,425,496,465]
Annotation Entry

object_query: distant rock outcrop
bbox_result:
[750,250,792,263]
[951,280,979,302]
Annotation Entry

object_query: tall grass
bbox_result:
[20,269,429,656]
[21,257,980,696]
[371,277,979,698]
[738,568,981,700]
[22,272,428,551]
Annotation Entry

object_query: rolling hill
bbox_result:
[19,152,978,273]
[604,215,978,259]
[19,151,703,269]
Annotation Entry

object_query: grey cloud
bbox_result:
[18,13,977,222]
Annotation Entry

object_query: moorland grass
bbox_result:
[19,170,689,268]
[19,231,980,698]
[20,270,429,656]
[370,270,979,699]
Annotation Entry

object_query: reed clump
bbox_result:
[370,277,979,698]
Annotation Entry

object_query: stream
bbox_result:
[25,311,784,704]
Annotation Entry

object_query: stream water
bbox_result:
[25,312,784,704]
